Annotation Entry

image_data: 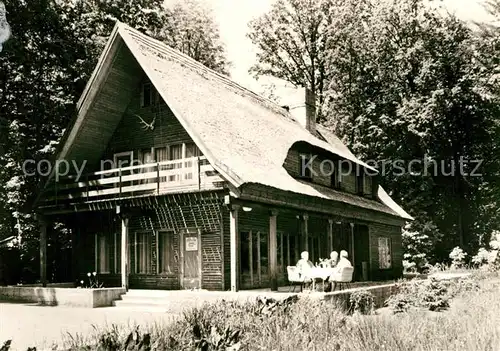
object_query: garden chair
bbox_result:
[287,266,307,292]
[329,266,354,291]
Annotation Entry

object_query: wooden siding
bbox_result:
[72,193,226,290]
[241,184,405,227]
[68,192,402,290]
[201,230,223,290]
[105,76,194,158]
[66,41,143,172]
[369,223,403,280]
[222,206,231,290]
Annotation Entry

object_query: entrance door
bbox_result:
[181,229,201,289]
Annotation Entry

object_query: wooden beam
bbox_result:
[230,205,240,292]
[39,216,48,287]
[249,231,253,286]
[219,209,225,290]
[269,211,278,291]
[257,231,262,285]
[328,219,334,253]
[350,222,355,266]
[279,231,284,273]
[286,233,290,268]
[121,217,129,290]
[303,214,309,251]
[294,232,299,265]
[94,233,98,273]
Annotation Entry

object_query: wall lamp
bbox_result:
[242,206,253,212]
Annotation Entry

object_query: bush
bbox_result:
[385,278,451,313]
[45,275,500,351]
[471,230,500,272]
[449,247,467,269]
[349,290,375,315]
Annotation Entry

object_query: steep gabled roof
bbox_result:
[45,22,412,221]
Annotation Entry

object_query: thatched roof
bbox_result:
[46,22,412,221]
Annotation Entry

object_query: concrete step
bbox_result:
[113,292,209,313]
[117,297,195,306]
[111,301,179,313]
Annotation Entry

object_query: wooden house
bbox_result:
[35,23,412,291]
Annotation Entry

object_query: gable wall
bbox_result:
[103,76,195,161]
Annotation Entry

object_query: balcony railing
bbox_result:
[40,156,225,207]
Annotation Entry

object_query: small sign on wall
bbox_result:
[185,237,198,251]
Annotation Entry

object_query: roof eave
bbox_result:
[33,24,123,210]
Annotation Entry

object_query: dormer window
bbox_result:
[331,166,341,190]
[299,153,312,180]
[356,172,364,195]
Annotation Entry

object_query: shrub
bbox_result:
[449,247,467,269]
[385,278,451,313]
[471,230,500,272]
[349,290,375,315]
[472,248,490,267]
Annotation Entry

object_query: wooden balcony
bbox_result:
[39,156,225,208]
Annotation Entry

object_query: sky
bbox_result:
[207,0,496,93]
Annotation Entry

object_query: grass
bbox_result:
[53,271,499,351]
[3,271,499,350]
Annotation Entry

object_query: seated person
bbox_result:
[328,251,339,268]
[296,251,314,280]
[323,251,338,291]
[335,250,352,271]
[326,250,352,292]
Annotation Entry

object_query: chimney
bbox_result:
[304,88,316,135]
[279,86,317,135]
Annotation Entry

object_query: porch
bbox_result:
[37,156,225,209]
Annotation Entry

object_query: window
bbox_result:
[141,83,152,107]
[365,176,373,196]
[185,143,202,180]
[140,148,154,184]
[115,232,121,274]
[141,82,162,108]
[155,147,168,183]
[134,232,152,274]
[113,151,133,169]
[185,143,202,158]
[240,231,251,275]
[331,165,341,190]
[169,144,183,182]
[299,153,312,179]
[378,237,392,269]
[158,230,176,274]
[96,233,111,274]
[356,173,364,195]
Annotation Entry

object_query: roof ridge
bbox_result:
[117,22,292,119]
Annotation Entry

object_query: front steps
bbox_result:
[113,288,299,313]
[113,289,230,313]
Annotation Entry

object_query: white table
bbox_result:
[306,267,336,291]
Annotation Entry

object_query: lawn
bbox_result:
[2,271,499,350]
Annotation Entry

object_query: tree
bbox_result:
[251,0,500,264]
[0,0,229,282]
[323,0,500,262]
[247,0,336,114]
[59,0,229,75]
[162,0,229,74]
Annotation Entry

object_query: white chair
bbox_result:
[287,266,306,292]
[329,266,354,291]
